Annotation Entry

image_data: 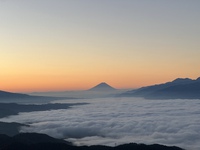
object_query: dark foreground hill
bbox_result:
[0,133,184,150]
[0,102,87,118]
[0,122,28,136]
[120,77,200,99]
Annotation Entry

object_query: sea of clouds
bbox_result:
[1,97,200,150]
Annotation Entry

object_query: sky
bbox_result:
[0,0,200,92]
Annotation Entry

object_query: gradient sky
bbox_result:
[1,0,200,92]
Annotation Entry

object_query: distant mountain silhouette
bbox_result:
[0,133,183,150]
[0,90,71,102]
[120,77,200,99]
[89,82,116,91]
[0,90,31,99]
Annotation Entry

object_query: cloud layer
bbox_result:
[1,98,200,150]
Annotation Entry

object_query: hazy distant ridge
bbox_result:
[0,90,71,102]
[30,82,126,99]
[0,90,31,99]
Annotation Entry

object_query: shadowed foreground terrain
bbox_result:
[0,103,87,118]
[0,133,184,150]
[0,103,87,136]
[0,122,28,136]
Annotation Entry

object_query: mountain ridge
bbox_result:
[120,77,200,99]
[0,90,31,99]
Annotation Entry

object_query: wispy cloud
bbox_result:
[1,98,200,150]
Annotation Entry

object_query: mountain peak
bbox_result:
[172,78,192,83]
[196,77,200,81]
[89,82,116,91]
[97,82,108,86]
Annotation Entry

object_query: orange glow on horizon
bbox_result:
[1,72,199,93]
